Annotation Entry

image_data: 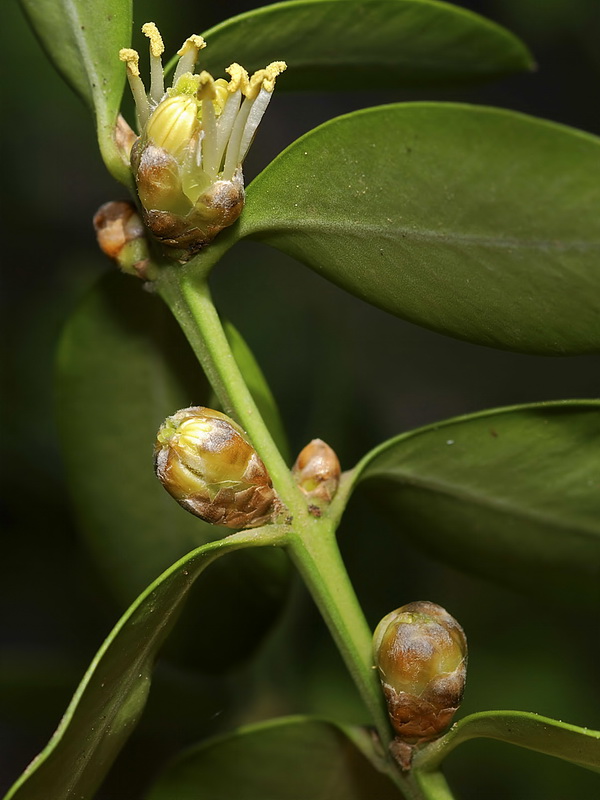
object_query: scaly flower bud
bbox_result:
[93,201,150,278]
[119,24,286,258]
[292,439,341,510]
[154,406,279,528]
[373,601,467,749]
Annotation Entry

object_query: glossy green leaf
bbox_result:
[4,530,286,800]
[56,271,289,670]
[146,716,400,800]
[418,710,600,773]
[338,401,600,602]
[223,319,290,462]
[198,0,532,89]
[242,104,600,354]
[19,0,131,181]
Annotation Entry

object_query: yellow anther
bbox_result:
[177,34,206,57]
[246,62,286,99]
[119,48,140,77]
[196,71,217,101]
[142,22,164,57]
[263,61,287,93]
[226,63,249,95]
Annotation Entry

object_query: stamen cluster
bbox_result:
[119,23,286,257]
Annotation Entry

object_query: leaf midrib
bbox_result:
[249,217,600,253]
[365,467,599,541]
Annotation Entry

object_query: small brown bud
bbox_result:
[373,601,467,746]
[93,201,150,278]
[154,406,279,528]
[292,439,341,505]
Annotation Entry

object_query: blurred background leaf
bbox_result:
[56,271,290,673]
[146,716,400,800]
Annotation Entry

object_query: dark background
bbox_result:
[1,1,599,798]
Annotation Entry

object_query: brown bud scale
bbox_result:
[374,601,467,744]
[154,406,279,529]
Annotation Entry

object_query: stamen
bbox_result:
[119,48,151,127]
[246,61,287,100]
[196,71,217,102]
[212,79,230,115]
[221,62,286,179]
[142,22,165,105]
[238,87,273,164]
[226,63,250,96]
[222,95,254,180]
[197,73,218,178]
[173,34,206,85]
[213,90,242,174]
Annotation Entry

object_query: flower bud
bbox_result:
[373,601,467,744]
[154,406,279,528]
[119,24,286,258]
[93,201,150,278]
[292,439,341,507]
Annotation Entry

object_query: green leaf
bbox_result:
[242,104,600,354]
[223,319,290,463]
[199,0,533,89]
[336,401,600,602]
[56,271,290,670]
[19,0,132,182]
[4,529,286,800]
[417,710,600,773]
[146,716,400,800]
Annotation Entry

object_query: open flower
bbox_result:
[119,23,286,258]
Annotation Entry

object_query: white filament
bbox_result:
[237,87,272,164]
[173,50,198,86]
[127,73,151,128]
[213,90,242,175]
[221,95,254,180]
[149,53,165,105]
[201,99,219,179]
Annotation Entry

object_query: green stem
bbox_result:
[407,770,457,800]
[286,520,393,749]
[157,267,304,519]
[156,252,408,780]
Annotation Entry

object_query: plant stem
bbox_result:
[157,254,444,794]
[286,519,393,748]
[407,770,457,800]
[157,268,304,519]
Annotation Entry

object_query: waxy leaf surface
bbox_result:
[200,0,532,90]
[4,532,284,800]
[341,402,600,601]
[19,0,131,180]
[243,104,600,353]
[146,716,400,799]
[420,710,600,773]
[56,272,289,670]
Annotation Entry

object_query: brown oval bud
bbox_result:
[292,439,341,507]
[154,406,278,528]
[373,601,467,744]
[93,201,150,279]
